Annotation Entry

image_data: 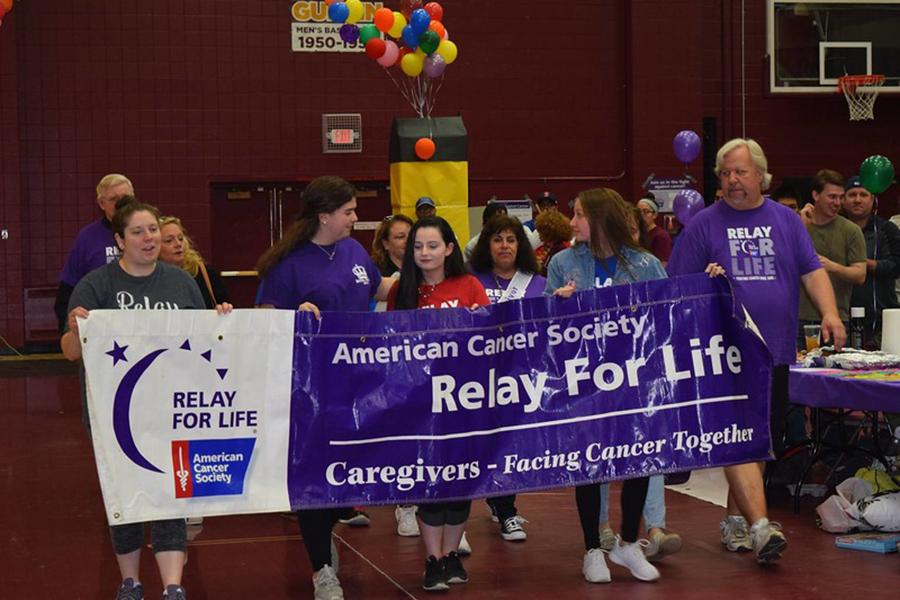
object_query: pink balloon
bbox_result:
[377,40,400,67]
[441,26,449,40]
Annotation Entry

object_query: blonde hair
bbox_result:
[715,138,773,191]
[159,216,204,277]
[96,174,134,199]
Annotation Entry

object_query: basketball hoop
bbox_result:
[838,74,886,121]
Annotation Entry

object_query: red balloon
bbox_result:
[427,20,445,40]
[0,0,12,11]
[365,38,387,60]
[400,0,423,19]
[424,2,443,22]
[415,137,436,160]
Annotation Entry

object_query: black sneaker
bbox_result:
[441,551,469,584]
[161,584,186,600]
[422,555,449,591]
[116,578,144,600]
[500,515,527,541]
[337,508,371,527]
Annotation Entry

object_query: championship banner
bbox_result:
[81,274,773,524]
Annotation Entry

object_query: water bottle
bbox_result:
[850,306,865,350]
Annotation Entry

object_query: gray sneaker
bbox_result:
[161,584,186,600]
[719,515,753,552]
[115,578,144,600]
[644,529,683,560]
[599,526,616,551]
[750,518,787,563]
[313,565,344,600]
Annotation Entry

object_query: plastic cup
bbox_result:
[804,324,821,352]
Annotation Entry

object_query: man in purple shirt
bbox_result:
[669,138,845,565]
[54,174,134,331]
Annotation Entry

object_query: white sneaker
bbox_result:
[313,565,344,600]
[750,518,787,564]
[395,505,420,537]
[582,548,611,583]
[457,531,472,556]
[186,516,204,526]
[609,537,660,582]
[720,515,753,552]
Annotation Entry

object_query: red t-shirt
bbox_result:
[387,274,490,310]
[647,226,673,262]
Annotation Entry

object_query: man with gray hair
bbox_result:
[54,173,135,331]
[669,138,845,564]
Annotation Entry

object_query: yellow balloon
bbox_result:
[388,11,407,38]
[346,0,364,25]
[436,40,458,65]
[401,52,424,77]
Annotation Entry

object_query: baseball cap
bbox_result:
[844,175,864,192]
[536,191,558,206]
[415,196,435,209]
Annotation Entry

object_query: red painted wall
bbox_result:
[1,0,898,349]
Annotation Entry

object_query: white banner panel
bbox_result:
[80,309,294,525]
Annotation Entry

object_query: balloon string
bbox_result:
[384,68,416,113]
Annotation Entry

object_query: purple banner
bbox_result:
[288,274,773,509]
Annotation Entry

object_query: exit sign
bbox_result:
[329,129,355,144]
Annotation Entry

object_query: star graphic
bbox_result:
[106,341,129,366]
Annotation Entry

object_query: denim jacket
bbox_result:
[544,243,667,294]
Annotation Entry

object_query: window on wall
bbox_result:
[767,1,900,93]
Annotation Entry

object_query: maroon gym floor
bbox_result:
[3,360,898,599]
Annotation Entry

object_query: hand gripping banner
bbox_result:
[81,274,772,524]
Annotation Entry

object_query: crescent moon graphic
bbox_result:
[113,348,168,473]
[740,240,758,256]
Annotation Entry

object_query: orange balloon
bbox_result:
[428,21,445,40]
[373,7,394,33]
[0,0,12,10]
[415,137,436,160]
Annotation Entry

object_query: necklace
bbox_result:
[312,242,337,261]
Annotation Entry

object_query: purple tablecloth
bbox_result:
[789,367,900,412]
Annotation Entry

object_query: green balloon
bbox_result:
[359,24,380,45]
[418,30,440,55]
[859,154,895,195]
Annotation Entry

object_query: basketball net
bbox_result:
[838,74,886,121]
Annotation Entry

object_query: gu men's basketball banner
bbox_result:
[81,274,772,524]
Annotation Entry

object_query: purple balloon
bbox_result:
[423,54,446,78]
[673,129,701,164]
[673,189,704,225]
[339,24,360,44]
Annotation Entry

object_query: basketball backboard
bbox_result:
[767,1,900,93]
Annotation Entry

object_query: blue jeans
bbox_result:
[599,474,665,531]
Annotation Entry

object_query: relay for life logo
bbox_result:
[107,337,257,499]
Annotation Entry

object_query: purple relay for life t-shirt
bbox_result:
[59,218,121,287]
[472,270,547,304]
[668,199,821,365]
[257,237,381,311]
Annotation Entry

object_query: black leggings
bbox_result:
[486,495,517,521]
[297,508,343,571]
[110,519,186,555]
[576,477,649,548]
[417,500,471,527]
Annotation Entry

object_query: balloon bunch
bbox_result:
[671,130,704,226]
[327,1,458,119]
[0,0,16,26]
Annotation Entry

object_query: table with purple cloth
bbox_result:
[787,367,900,509]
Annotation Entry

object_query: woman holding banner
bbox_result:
[546,188,667,584]
[387,216,490,592]
[62,196,233,600]
[468,215,545,542]
[255,175,394,600]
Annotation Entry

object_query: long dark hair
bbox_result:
[256,176,357,276]
[577,187,641,263]
[394,216,467,310]
[468,215,540,275]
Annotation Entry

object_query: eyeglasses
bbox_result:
[382,215,395,222]
[639,208,655,215]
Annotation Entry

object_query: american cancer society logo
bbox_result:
[106,337,258,499]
